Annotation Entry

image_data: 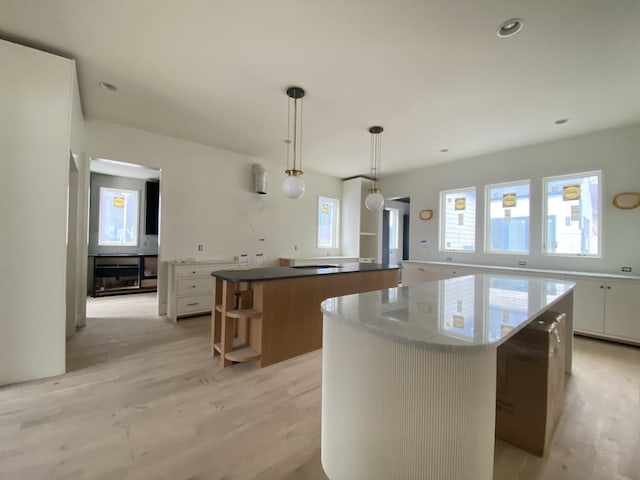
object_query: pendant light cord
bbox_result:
[298,99,303,172]
[293,95,298,170]
[370,129,381,190]
[287,97,292,171]
[287,93,303,172]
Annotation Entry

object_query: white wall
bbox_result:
[0,40,75,385]
[84,119,343,313]
[383,124,640,275]
[70,72,89,331]
[341,177,362,258]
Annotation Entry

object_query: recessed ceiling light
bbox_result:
[440,148,449,153]
[99,81,118,92]
[555,118,569,125]
[497,18,524,38]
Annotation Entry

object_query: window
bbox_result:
[98,187,139,246]
[543,171,601,256]
[317,196,339,248]
[440,187,476,252]
[485,180,530,254]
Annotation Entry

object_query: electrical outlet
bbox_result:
[197,244,203,251]
[621,266,632,273]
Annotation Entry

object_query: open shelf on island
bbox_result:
[225,346,261,363]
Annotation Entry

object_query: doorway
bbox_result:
[86,158,161,314]
[382,197,410,278]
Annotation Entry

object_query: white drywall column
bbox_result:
[0,40,74,385]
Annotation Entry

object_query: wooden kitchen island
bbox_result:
[210,263,400,368]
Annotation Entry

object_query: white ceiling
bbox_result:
[91,158,161,180]
[1,0,639,178]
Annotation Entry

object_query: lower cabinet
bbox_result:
[401,263,441,285]
[566,276,640,343]
[167,261,235,322]
[402,263,487,285]
[567,277,606,335]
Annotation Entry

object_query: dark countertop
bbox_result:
[211,263,400,282]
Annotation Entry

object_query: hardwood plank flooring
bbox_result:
[0,293,638,479]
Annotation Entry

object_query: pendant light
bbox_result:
[365,126,384,211]
[282,86,306,199]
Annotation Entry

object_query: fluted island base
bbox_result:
[321,318,497,480]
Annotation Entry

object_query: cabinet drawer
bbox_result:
[177,277,212,295]
[176,294,212,315]
[176,265,215,278]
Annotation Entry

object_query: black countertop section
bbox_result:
[211,263,400,282]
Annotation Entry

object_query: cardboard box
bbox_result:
[495,311,566,456]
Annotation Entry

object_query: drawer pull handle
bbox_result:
[187,302,199,306]
[191,285,196,288]
[192,271,197,274]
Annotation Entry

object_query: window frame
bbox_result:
[98,186,140,247]
[484,179,531,255]
[439,186,477,253]
[317,195,340,249]
[542,170,602,258]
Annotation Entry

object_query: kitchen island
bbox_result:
[321,274,575,480]
[211,263,400,368]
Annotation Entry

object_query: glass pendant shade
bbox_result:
[282,173,305,199]
[365,190,384,211]
[283,86,306,199]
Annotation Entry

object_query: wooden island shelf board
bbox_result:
[210,263,400,368]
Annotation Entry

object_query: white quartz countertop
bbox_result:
[169,259,236,266]
[403,260,640,281]
[321,274,575,352]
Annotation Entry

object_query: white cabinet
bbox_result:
[567,277,605,334]
[402,262,482,285]
[599,280,640,341]
[279,256,359,267]
[566,276,640,343]
[402,263,441,285]
[167,261,235,322]
[342,177,379,262]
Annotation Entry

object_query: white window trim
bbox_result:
[542,170,602,258]
[484,179,531,255]
[439,186,476,253]
[98,187,140,247]
[317,195,340,249]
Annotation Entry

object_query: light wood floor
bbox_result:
[0,293,638,480]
